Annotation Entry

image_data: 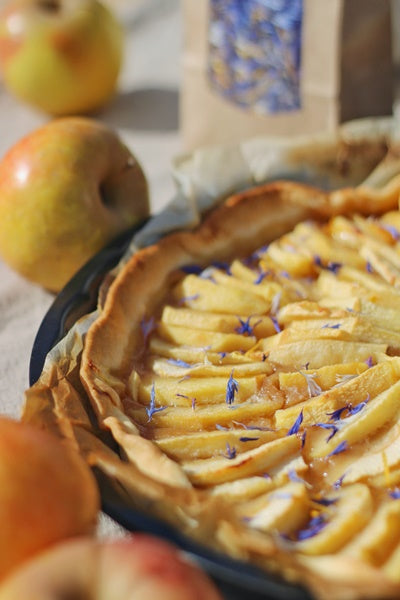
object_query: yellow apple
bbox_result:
[0,117,149,292]
[0,416,100,582]
[0,0,123,116]
[0,534,224,600]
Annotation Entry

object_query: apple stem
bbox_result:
[37,0,61,13]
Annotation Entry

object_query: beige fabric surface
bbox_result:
[0,0,181,536]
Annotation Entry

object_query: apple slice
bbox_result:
[155,428,279,461]
[211,456,308,502]
[265,241,315,277]
[383,541,400,583]
[172,274,269,314]
[129,395,281,430]
[341,499,400,565]
[149,356,273,379]
[181,434,301,486]
[294,484,373,555]
[342,424,400,484]
[278,361,368,395]
[138,374,261,406]
[267,339,386,370]
[148,336,260,365]
[245,482,310,535]
[275,359,399,429]
[309,380,400,459]
[156,322,257,352]
[160,305,276,337]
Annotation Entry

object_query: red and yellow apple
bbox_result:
[0,534,223,599]
[0,416,100,582]
[0,0,123,116]
[0,117,149,292]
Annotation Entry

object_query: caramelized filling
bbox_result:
[124,212,400,577]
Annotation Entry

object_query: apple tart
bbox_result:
[30,178,400,599]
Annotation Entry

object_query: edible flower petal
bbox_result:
[271,316,281,333]
[140,316,156,343]
[254,270,269,284]
[327,406,348,421]
[181,264,203,274]
[178,293,200,305]
[225,443,237,459]
[287,409,303,436]
[389,488,400,499]
[312,497,338,506]
[226,370,239,405]
[270,292,281,315]
[327,440,348,457]
[299,371,322,397]
[333,473,346,489]
[167,359,192,368]
[146,384,167,422]
[235,316,261,335]
[381,223,400,241]
[296,514,328,541]
[315,422,338,441]
[313,255,342,273]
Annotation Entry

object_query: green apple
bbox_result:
[0,534,223,600]
[0,117,149,292]
[0,417,99,583]
[0,0,123,116]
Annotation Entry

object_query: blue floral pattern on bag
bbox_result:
[208,0,303,114]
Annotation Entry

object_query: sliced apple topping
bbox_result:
[383,538,400,582]
[309,379,400,459]
[275,359,398,429]
[116,208,400,589]
[156,322,257,352]
[279,361,368,399]
[155,428,280,461]
[181,434,301,486]
[243,482,310,535]
[149,356,274,379]
[172,274,270,315]
[341,499,400,565]
[137,374,263,406]
[292,484,373,555]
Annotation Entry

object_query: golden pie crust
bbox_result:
[25,177,400,600]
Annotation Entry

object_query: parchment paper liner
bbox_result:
[22,117,400,600]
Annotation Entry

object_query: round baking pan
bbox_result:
[29,223,312,600]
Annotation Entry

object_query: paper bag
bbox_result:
[181,0,394,151]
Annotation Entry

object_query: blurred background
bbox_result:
[1,0,400,205]
[0,0,182,215]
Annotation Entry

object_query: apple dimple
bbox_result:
[99,180,115,211]
[99,155,148,220]
[36,0,61,14]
